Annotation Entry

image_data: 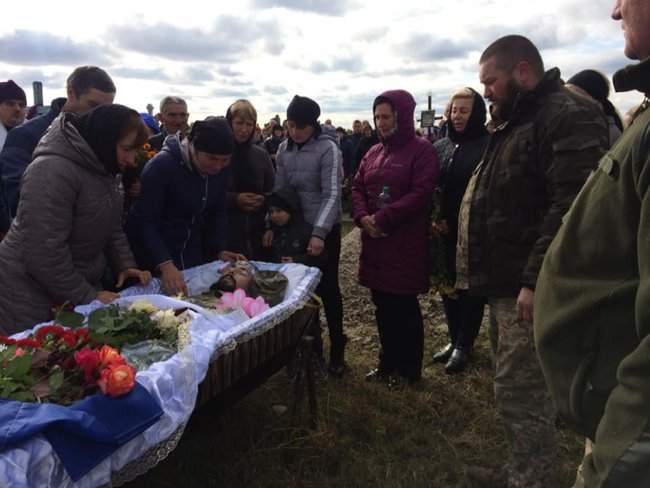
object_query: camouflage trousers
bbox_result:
[489,297,558,488]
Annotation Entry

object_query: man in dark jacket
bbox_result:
[460,35,609,488]
[0,66,115,230]
[534,2,650,486]
[148,96,189,151]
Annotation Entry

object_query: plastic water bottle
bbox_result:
[377,185,391,209]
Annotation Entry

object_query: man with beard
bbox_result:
[535,1,650,486]
[460,35,609,487]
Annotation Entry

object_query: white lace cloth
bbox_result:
[0,261,320,488]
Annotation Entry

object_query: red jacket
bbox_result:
[351,90,439,295]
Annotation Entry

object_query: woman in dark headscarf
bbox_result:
[0,104,152,334]
[224,99,274,261]
[566,69,624,146]
[431,87,489,374]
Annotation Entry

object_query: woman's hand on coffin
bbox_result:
[115,268,152,289]
[97,290,120,304]
[159,262,189,297]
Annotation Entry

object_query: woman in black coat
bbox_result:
[432,88,489,374]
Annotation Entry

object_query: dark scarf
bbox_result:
[71,104,137,175]
[447,89,489,143]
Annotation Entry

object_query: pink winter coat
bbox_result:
[351,90,439,295]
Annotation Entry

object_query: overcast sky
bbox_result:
[0,0,641,127]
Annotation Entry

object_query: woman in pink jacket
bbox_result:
[352,90,439,385]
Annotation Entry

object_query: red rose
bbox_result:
[74,348,100,384]
[75,328,90,345]
[35,325,65,342]
[97,364,136,397]
[0,337,17,346]
[15,338,42,349]
[62,331,77,348]
[98,345,125,368]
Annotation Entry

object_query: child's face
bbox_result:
[269,207,291,226]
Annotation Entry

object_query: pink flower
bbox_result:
[217,288,247,312]
[97,364,136,397]
[13,347,26,358]
[242,296,269,318]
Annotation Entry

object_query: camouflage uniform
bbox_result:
[489,298,557,487]
[460,68,609,487]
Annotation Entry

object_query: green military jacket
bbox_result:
[466,68,609,296]
[534,57,650,487]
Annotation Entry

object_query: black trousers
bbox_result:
[441,291,485,353]
[310,224,345,356]
[370,289,423,380]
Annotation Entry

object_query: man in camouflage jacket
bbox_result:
[461,35,609,488]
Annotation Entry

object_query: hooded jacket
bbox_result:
[351,90,439,295]
[0,113,136,334]
[534,58,650,487]
[274,129,342,240]
[224,109,274,260]
[126,135,229,271]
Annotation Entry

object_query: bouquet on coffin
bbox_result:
[0,300,192,404]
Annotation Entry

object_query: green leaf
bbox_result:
[54,310,85,329]
[48,369,64,394]
[5,354,32,379]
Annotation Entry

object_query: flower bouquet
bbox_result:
[217,288,269,318]
[0,326,135,404]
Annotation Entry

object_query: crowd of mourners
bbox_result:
[0,1,648,485]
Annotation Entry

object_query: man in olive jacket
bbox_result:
[534,1,650,486]
[461,35,609,488]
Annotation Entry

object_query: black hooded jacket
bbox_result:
[433,89,489,235]
[225,108,275,260]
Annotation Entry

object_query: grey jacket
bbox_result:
[0,114,136,335]
[274,133,342,240]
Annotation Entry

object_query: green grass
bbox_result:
[124,309,583,488]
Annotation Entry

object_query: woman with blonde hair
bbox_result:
[431,87,489,374]
[225,99,275,260]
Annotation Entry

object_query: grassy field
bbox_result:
[124,230,583,488]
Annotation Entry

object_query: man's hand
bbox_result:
[115,268,152,289]
[307,236,325,256]
[262,230,273,248]
[516,287,535,323]
[159,261,188,297]
[97,291,120,304]
[236,192,264,212]
[219,250,247,262]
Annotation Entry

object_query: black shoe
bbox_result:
[433,343,453,363]
[365,368,390,383]
[328,334,348,378]
[445,348,468,374]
